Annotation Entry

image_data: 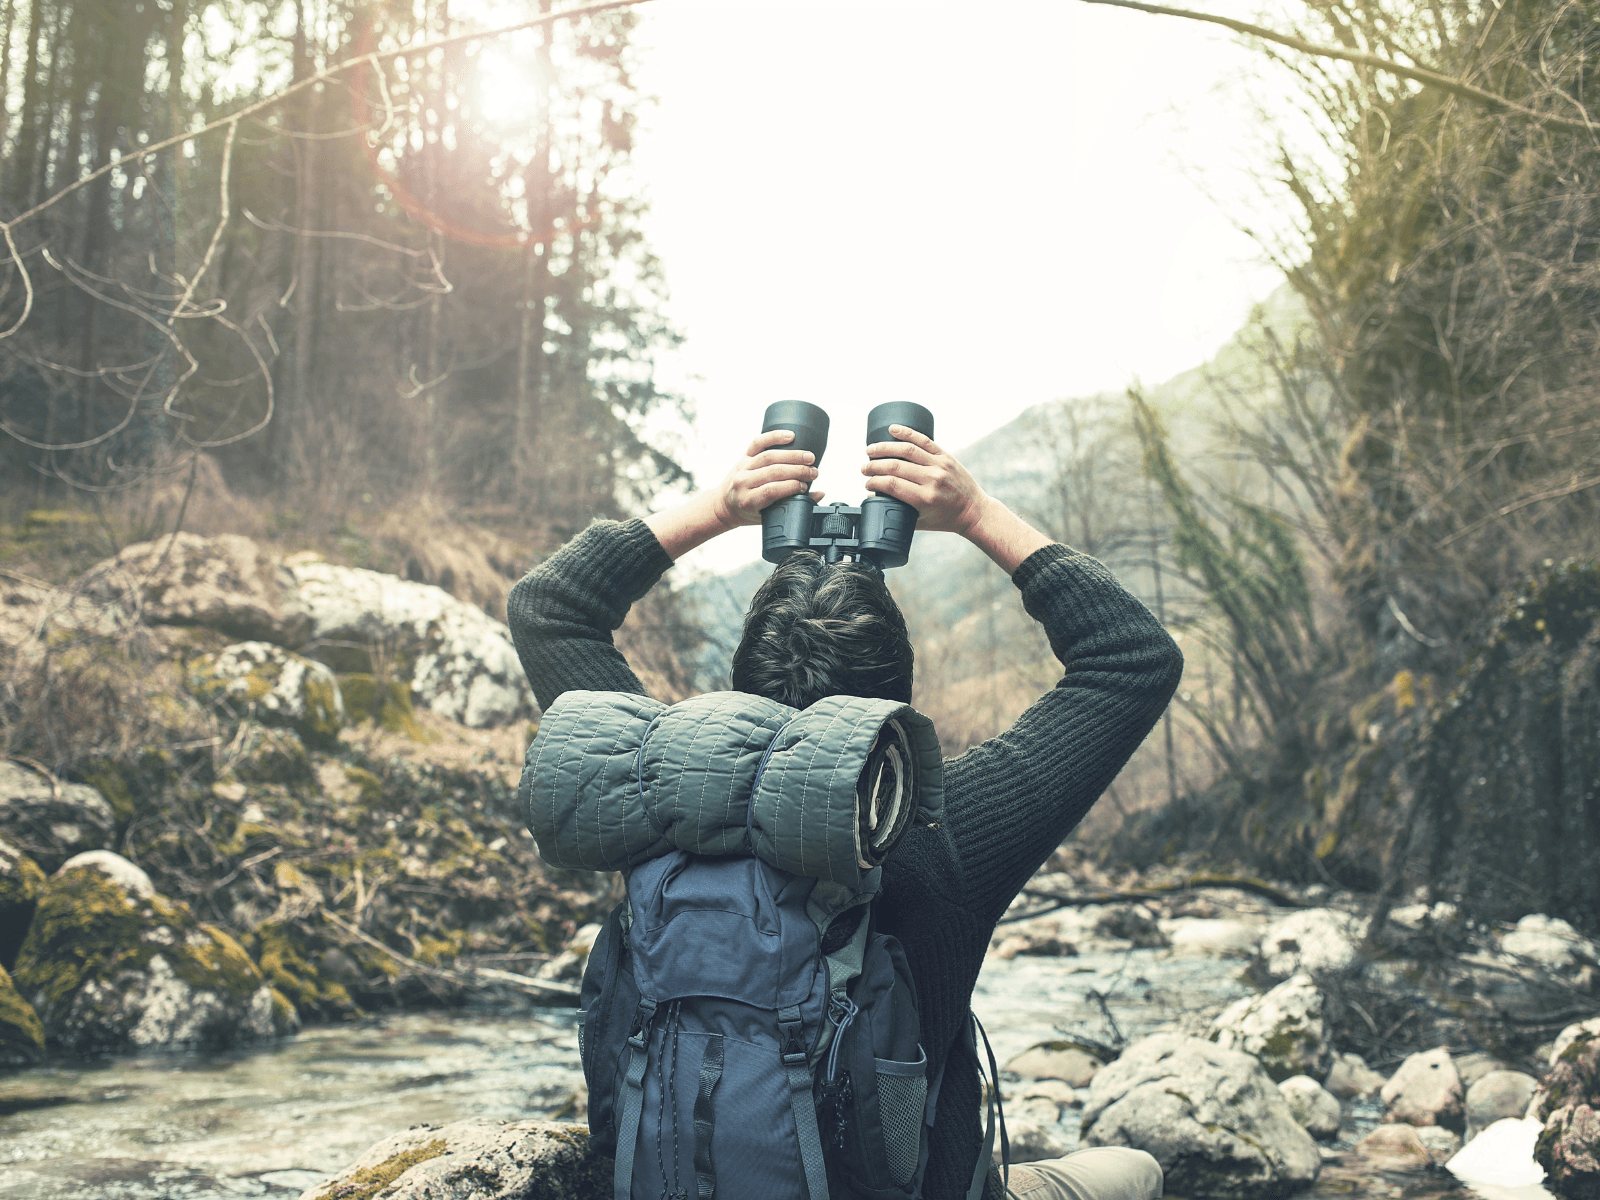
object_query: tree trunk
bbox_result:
[513,0,553,505]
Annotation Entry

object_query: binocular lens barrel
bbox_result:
[761,400,831,466]
[866,402,934,448]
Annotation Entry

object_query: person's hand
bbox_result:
[710,429,823,529]
[861,425,988,535]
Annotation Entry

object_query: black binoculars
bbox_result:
[759,401,935,570]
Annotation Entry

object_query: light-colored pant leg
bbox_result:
[1003,1147,1163,1200]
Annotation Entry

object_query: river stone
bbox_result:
[1004,1119,1072,1165]
[1452,1051,1511,1090]
[1466,1071,1540,1142]
[0,962,45,1066]
[189,642,346,748]
[1209,973,1331,1082]
[1353,1123,1430,1168]
[289,562,532,728]
[75,533,313,646]
[0,835,46,970]
[1278,1075,1341,1140]
[298,1117,607,1200]
[1260,909,1362,979]
[1503,913,1597,971]
[1094,903,1170,948]
[1381,1047,1464,1130]
[1006,1041,1104,1087]
[1448,1117,1548,1187]
[12,850,297,1054]
[1417,1125,1462,1162]
[0,761,117,874]
[1080,1033,1321,1198]
[1552,1018,1600,1067]
[1324,1052,1385,1098]
[1536,1023,1600,1194]
[1167,918,1263,956]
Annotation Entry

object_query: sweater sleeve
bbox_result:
[506,518,676,711]
[942,543,1183,928]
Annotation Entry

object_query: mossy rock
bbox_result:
[0,836,46,972]
[0,761,118,875]
[190,642,347,749]
[245,921,357,1021]
[0,962,46,1067]
[13,850,297,1054]
[230,722,314,785]
[337,674,421,737]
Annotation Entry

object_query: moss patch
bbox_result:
[337,674,421,737]
[0,963,46,1065]
[314,1136,448,1200]
[0,843,46,972]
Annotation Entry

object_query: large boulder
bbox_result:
[189,642,346,748]
[1209,973,1331,1082]
[297,1118,607,1200]
[1259,909,1361,979]
[1323,1052,1384,1098]
[289,562,532,728]
[0,761,116,874]
[1466,1071,1539,1142]
[1381,1046,1464,1130]
[1536,1022,1600,1196]
[75,533,313,646]
[1277,1076,1341,1140]
[1080,1033,1321,1198]
[0,835,46,970]
[1448,1118,1548,1188]
[12,850,297,1054]
[1503,913,1598,972]
[0,962,46,1066]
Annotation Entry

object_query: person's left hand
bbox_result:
[861,425,987,534]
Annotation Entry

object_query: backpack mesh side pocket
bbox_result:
[874,1050,928,1186]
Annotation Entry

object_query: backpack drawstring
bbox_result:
[825,994,858,1082]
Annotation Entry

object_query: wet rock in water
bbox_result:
[1094,903,1170,948]
[76,533,313,646]
[1323,1052,1384,1098]
[1209,973,1331,1082]
[12,850,297,1054]
[189,642,346,748]
[1006,1041,1105,1088]
[0,762,116,874]
[1416,1125,1461,1162]
[1016,1079,1080,1116]
[1536,1023,1600,1195]
[1465,1071,1539,1142]
[1448,1118,1548,1188]
[1260,909,1362,980]
[1003,1119,1071,1165]
[0,962,46,1065]
[289,562,532,728]
[1353,1124,1430,1168]
[1081,1033,1321,1198]
[1381,1047,1464,1130]
[1278,1076,1341,1140]
[0,835,46,970]
[1503,913,1597,972]
[298,1117,607,1200]
[537,922,604,982]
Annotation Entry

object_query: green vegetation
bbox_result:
[313,1137,448,1200]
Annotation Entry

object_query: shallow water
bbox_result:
[0,939,1558,1199]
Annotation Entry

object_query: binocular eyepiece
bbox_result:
[760,400,935,570]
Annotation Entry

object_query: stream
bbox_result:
[0,924,1558,1200]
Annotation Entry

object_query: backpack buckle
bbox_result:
[628,997,658,1047]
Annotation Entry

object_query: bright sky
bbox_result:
[623,0,1297,573]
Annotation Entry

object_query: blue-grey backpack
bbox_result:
[522,690,1003,1200]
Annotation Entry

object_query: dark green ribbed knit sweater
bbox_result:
[507,519,1183,1200]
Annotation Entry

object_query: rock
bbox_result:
[1209,972,1331,1082]
[189,642,347,748]
[1278,1076,1341,1140]
[537,922,604,983]
[1465,1071,1539,1141]
[1451,1050,1510,1090]
[1552,1018,1600,1067]
[0,962,46,1066]
[1006,1042,1104,1088]
[1447,1118,1548,1187]
[1093,903,1170,948]
[1504,913,1597,971]
[1388,901,1459,930]
[1260,908,1362,979]
[1536,1022,1600,1194]
[1416,1125,1461,1162]
[0,762,117,874]
[289,562,533,728]
[0,836,46,970]
[297,1117,607,1200]
[1381,1047,1464,1130]
[76,533,313,646]
[1352,1124,1430,1168]
[1080,1033,1321,1198]
[1323,1052,1385,1098]
[1165,918,1263,956]
[1003,1119,1071,1165]
[12,850,297,1054]
[1018,1079,1080,1112]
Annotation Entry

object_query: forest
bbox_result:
[1,0,1600,1197]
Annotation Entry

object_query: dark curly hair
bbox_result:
[730,552,914,710]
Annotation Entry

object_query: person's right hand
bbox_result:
[860,424,990,535]
[710,429,823,529]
